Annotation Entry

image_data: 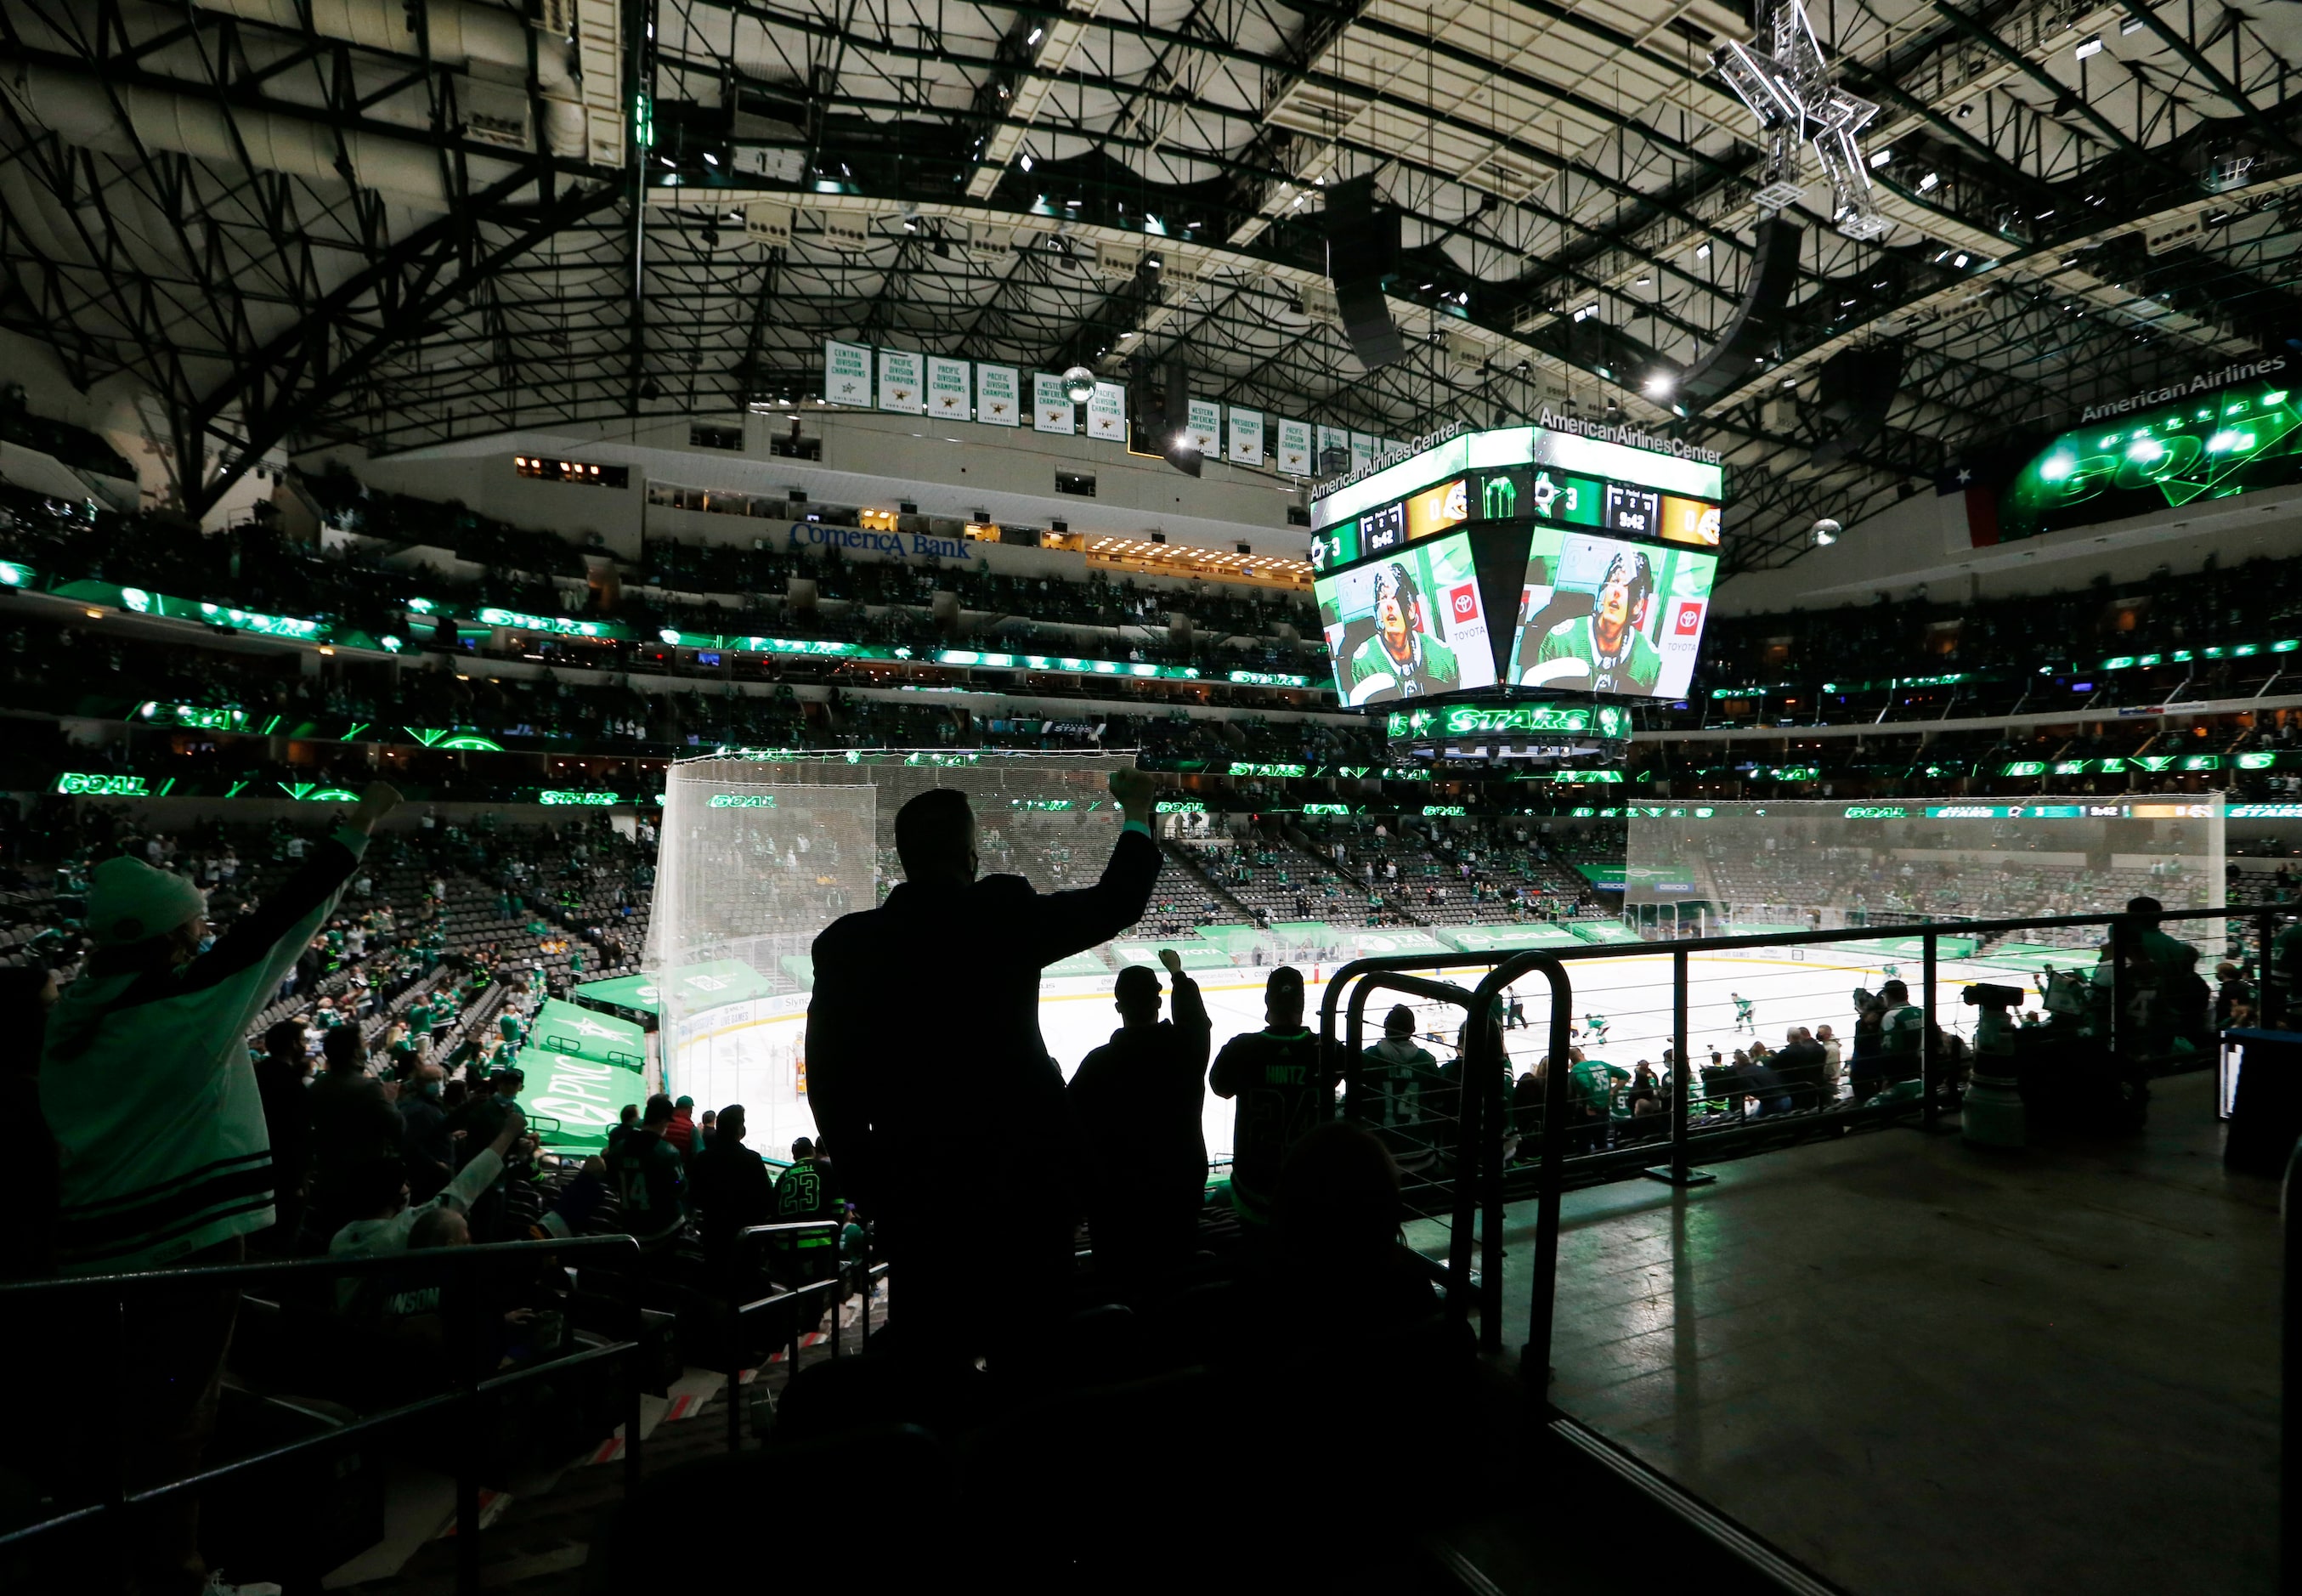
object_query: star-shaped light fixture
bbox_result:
[1713,0,1890,241]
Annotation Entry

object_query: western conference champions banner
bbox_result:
[1185,399,1222,455]
[1033,373,1077,433]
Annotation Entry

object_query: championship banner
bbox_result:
[1228,407,1265,465]
[1186,399,1221,455]
[976,364,1021,426]
[876,348,925,413]
[1317,423,1350,473]
[1276,419,1314,475]
[823,339,871,405]
[1350,432,1379,470]
[1033,373,1077,433]
[1087,381,1127,442]
[926,355,972,420]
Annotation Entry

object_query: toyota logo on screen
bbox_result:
[1673,600,1704,635]
[1449,583,1479,622]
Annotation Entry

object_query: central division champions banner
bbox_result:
[818,340,1380,475]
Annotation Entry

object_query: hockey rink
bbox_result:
[667,939,2087,1166]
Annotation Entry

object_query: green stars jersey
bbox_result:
[1528,615,1660,696]
[1208,1028,1330,1223]
[1345,631,1461,701]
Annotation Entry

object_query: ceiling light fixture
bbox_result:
[2074,33,2103,58]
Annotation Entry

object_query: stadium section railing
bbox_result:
[1321,903,2283,1375]
[0,1234,649,1595]
[716,1220,857,1456]
[2286,1140,2300,1596]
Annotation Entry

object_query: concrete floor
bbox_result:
[1423,1073,2285,1596]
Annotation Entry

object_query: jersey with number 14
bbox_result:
[1209,1027,1329,1221]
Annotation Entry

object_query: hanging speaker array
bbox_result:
[1323,175,1407,372]
[1677,219,1802,411]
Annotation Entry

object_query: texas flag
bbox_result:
[1934,461,2001,551]
[1935,437,2040,552]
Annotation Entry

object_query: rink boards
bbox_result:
[657,940,2085,1166]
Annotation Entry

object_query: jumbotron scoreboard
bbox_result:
[1307,419,1722,759]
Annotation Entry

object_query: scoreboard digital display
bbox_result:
[1310,423,1722,550]
[1308,424,1722,710]
[1603,482,1660,537]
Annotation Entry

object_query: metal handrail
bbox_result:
[1326,961,1479,1317]
[1321,955,1488,1323]
[0,1232,648,1595]
[715,1220,852,1455]
[1326,902,2282,1388]
[1508,902,2265,1390]
[1468,953,1573,1362]
[2285,1137,2299,1596]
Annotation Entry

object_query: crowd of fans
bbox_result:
[1696,552,2302,697]
[0,475,1330,703]
[1,772,1503,1592]
[24,467,2302,815]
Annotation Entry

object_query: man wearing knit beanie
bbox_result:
[39,782,400,1596]
[82,853,212,949]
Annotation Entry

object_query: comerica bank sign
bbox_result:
[785,522,970,562]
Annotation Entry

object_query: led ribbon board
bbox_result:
[1383,701,1632,739]
[2004,374,2302,540]
[653,631,1309,687]
[1309,423,1723,540]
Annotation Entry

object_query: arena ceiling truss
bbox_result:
[7,0,2302,569]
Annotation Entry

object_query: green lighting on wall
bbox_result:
[55,772,149,796]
